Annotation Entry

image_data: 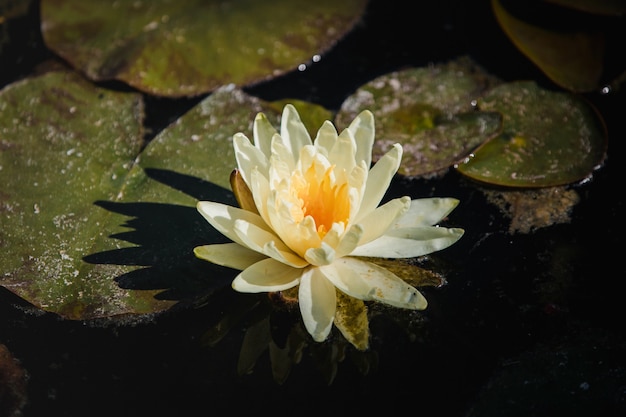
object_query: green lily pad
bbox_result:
[0,71,332,320]
[456,81,608,187]
[0,70,153,319]
[40,0,367,97]
[335,57,502,178]
[492,0,605,92]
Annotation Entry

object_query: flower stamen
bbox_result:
[294,164,350,238]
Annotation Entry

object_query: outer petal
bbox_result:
[197,201,270,247]
[346,109,375,168]
[304,242,335,266]
[335,223,363,258]
[313,120,339,158]
[394,198,460,228]
[299,267,336,342]
[330,130,357,173]
[350,226,465,258]
[232,219,308,268]
[252,112,276,158]
[320,257,427,309]
[355,143,403,222]
[280,104,312,164]
[233,133,268,186]
[232,258,303,292]
[357,196,411,245]
[193,243,266,270]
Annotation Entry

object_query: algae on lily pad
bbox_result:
[335,57,502,178]
[0,71,333,320]
[40,0,368,97]
[0,70,154,319]
[456,81,607,188]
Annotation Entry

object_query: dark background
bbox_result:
[2,1,625,416]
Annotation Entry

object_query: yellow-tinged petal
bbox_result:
[232,219,308,268]
[357,196,411,245]
[253,112,276,158]
[394,198,460,228]
[194,243,266,270]
[330,130,357,173]
[351,226,465,258]
[335,223,363,258]
[321,257,427,310]
[196,201,270,247]
[280,104,313,163]
[299,267,336,342]
[347,109,375,168]
[355,143,403,222]
[304,242,336,266]
[232,258,303,293]
[313,120,339,158]
[234,133,268,186]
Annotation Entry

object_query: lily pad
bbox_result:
[0,69,153,319]
[491,0,605,92]
[40,0,368,97]
[456,81,607,187]
[335,57,502,178]
[0,68,331,319]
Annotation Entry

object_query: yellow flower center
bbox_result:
[291,164,350,238]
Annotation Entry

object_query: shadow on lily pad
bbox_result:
[83,168,238,304]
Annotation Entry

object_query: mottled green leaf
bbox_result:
[335,57,502,178]
[0,73,332,320]
[0,70,156,319]
[456,81,607,187]
[40,0,368,97]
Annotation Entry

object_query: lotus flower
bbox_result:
[194,104,464,344]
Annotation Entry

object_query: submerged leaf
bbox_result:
[492,0,605,92]
[40,0,368,97]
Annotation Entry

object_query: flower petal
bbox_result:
[304,242,335,266]
[331,129,357,173]
[280,104,312,165]
[394,198,460,228]
[299,267,336,342]
[321,257,427,309]
[357,196,411,245]
[233,219,308,268]
[313,120,339,157]
[335,223,363,258]
[197,201,270,247]
[193,243,266,270]
[252,112,276,158]
[234,133,268,186]
[232,258,302,292]
[346,110,375,168]
[355,143,403,222]
[351,226,465,258]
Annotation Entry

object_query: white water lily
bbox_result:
[194,104,464,343]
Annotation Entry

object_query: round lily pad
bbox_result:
[335,57,502,177]
[40,0,368,97]
[456,81,608,187]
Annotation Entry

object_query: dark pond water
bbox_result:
[1,1,625,416]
